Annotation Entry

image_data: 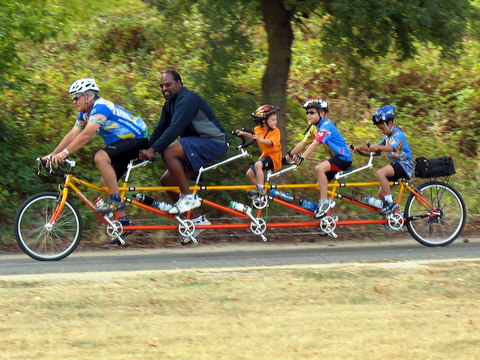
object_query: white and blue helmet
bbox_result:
[69,78,100,94]
[372,105,396,125]
[302,97,329,113]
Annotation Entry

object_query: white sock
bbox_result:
[384,195,393,202]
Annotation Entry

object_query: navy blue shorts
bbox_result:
[249,156,274,173]
[179,137,229,171]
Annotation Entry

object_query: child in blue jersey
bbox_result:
[288,98,353,218]
[354,105,413,214]
[43,78,148,226]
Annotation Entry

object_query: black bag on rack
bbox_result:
[414,157,456,178]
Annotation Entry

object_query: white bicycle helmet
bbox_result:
[302,97,329,113]
[69,78,100,94]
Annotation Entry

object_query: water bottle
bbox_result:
[229,201,251,213]
[94,197,104,207]
[299,199,319,212]
[365,196,383,209]
[270,189,295,203]
[154,201,173,212]
[135,193,154,206]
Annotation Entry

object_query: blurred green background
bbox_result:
[1,0,479,248]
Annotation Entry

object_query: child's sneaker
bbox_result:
[167,194,202,215]
[379,200,399,215]
[314,199,336,218]
[247,186,266,198]
[182,216,211,245]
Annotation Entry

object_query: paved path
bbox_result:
[1,239,479,279]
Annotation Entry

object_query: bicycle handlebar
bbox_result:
[350,143,381,157]
[36,157,76,177]
[232,128,256,149]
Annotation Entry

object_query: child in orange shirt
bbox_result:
[235,105,282,197]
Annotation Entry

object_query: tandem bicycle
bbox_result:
[14,135,466,261]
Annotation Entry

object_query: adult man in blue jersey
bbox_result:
[44,78,149,218]
[140,70,229,218]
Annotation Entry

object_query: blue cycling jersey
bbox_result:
[315,118,353,162]
[75,98,148,145]
[377,126,414,178]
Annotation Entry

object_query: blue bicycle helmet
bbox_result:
[372,105,396,125]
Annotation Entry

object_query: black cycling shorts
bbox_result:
[387,162,408,181]
[326,156,353,182]
[102,138,148,180]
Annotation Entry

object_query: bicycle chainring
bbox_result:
[178,219,195,237]
[249,218,267,235]
[319,215,338,237]
[106,220,124,238]
[252,195,268,209]
[385,212,405,231]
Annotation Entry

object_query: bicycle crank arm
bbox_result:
[245,209,268,241]
[104,216,127,245]
[113,234,126,245]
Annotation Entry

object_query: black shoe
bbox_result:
[110,238,124,245]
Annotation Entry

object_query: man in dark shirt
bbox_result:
[140,70,228,216]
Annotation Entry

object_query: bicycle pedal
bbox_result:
[181,236,198,246]
[109,237,126,246]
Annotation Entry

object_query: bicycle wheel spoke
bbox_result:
[14,192,83,261]
[406,181,465,246]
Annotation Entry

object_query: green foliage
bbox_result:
[0,0,65,87]
[1,0,480,247]
[323,0,475,61]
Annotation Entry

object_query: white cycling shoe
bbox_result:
[167,194,202,215]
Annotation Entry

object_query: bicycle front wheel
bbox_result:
[14,192,83,261]
[405,181,466,247]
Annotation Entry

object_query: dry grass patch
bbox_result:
[1,261,479,359]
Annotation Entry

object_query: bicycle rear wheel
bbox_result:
[405,181,465,247]
[14,192,83,261]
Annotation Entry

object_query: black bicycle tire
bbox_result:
[14,192,83,261]
[405,181,466,247]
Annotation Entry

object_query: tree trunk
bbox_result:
[259,0,294,152]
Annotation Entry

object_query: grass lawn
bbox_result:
[1,260,479,359]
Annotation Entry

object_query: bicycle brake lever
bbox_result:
[36,158,44,175]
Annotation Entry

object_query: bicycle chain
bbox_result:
[122,212,404,241]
